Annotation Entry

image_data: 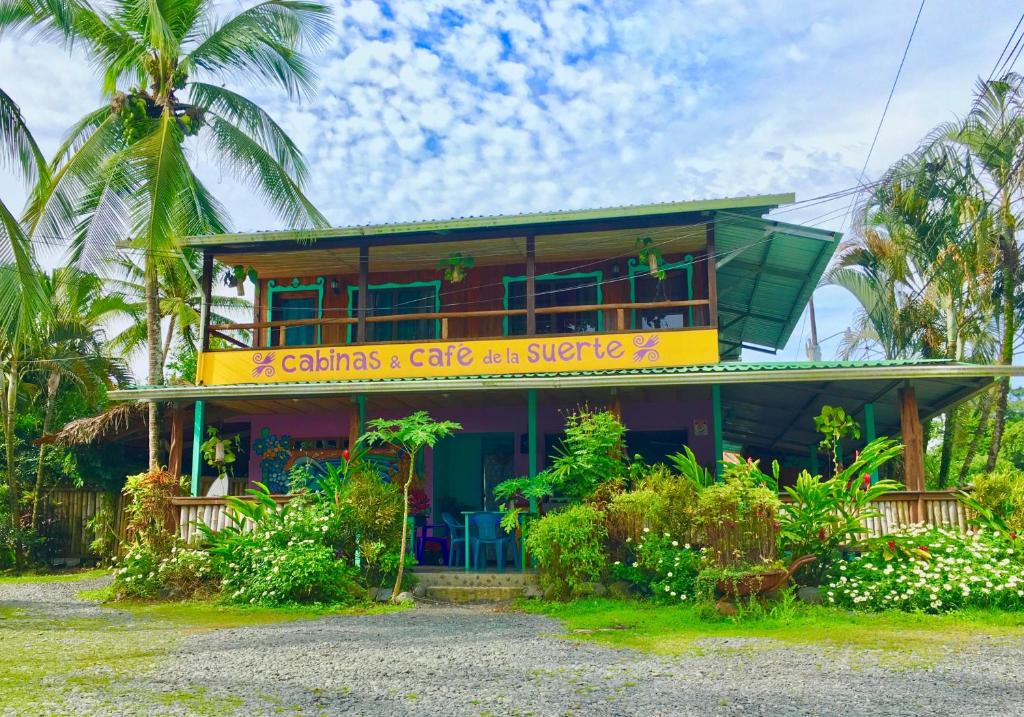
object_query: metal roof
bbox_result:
[108,359,1020,402]
[714,213,841,354]
[181,193,795,247]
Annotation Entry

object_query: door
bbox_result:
[432,432,515,520]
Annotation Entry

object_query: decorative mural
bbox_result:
[253,427,291,493]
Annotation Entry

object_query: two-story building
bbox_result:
[110,193,1021,519]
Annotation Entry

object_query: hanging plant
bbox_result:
[224,265,258,296]
[437,252,474,283]
[200,427,241,478]
[635,237,665,280]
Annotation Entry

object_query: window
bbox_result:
[349,282,439,342]
[506,274,601,336]
[270,294,317,346]
[630,257,695,329]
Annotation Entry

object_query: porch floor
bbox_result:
[411,565,539,602]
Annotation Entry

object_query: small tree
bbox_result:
[363,411,461,601]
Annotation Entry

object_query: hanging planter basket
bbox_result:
[635,237,665,280]
[438,252,475,283]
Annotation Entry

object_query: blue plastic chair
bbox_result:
[471,512,519,572]
[442,512,465,567]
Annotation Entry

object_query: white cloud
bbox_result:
[0,0,1020,366]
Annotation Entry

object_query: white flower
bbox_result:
[672,541,678,547]
[643,527,650,533]
[666,572,673,578]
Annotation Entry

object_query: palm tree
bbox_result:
[27,268,133,529]
[0,86,50,534]
[106,251,250,377]
[942,74,1024,469]
[3,0,332,467]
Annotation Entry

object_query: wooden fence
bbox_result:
[35,489,128,562]
[170,489,974,544]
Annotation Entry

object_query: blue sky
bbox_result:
[1,0,1020,364]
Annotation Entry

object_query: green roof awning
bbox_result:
[714,213,841,355]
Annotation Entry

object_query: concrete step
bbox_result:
[424,585,524,603]
[412,569,538,589]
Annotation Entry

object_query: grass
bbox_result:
[0,567,109,584]
[523,596,1024,667]
[0,576,406,715]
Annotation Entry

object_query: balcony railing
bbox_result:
[207,298,713,351]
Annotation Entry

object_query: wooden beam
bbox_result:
[168,403,187,478]
[706,223,718,329]
[899,384,926,498]
[347,400,360,451]
[200,250,213,351]
[526,234,536,336]
[357,243,369,343]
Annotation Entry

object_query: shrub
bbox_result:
[526,504,607,599]
[612,529,700,602]
[695,475,780,569]
[157,544,220,599]
[114,542,165,599]
[123,468,185,552]
[545,407,627,501]
[636,462,701,540]
[969,467,1024,533]
[826,525,1024,613]
[779,438,903,584]
[222,541,361,606]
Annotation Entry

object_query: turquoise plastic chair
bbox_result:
[470,512,518,572]
[441,512,465,567]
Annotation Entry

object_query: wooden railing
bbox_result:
[207,299,713,350]
[171,489,972,543]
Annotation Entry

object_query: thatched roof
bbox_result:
[37,402,148,447]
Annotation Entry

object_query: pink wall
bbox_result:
[234,391,715,494]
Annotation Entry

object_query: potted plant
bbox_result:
[437,252,474,283]
[200,426,241,496]
[635,237,665,280]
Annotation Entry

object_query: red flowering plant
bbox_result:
[408,487,431,516]
[779,438,903,585]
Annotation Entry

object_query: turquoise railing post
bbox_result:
[406,516,416,556]
[711,385,723,480]
[809,445,820,476]
[464,512,471,573]
[864,402,879,483]
[520,514,527,574]
[190,400,205,497]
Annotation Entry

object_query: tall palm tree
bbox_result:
[942,74,1024,469]
[27,267,133,529]
[0,86,49,533]
[107,250,249,375]
[2,0,331,467]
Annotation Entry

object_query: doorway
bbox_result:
[432,432,515,520]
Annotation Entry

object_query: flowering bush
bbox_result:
[221,540,360,606]
[114,542,164,599]
[612,528,700,602]
[157,544,219,599]
[826,525,1024,613]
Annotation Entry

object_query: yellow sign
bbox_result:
[196,330,719,386]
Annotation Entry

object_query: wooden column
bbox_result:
[357,244,369,343]
[199,250,213,351]
[706,221,718,329]
[899,384,926,499]
[347,400,360,451]
[525,234,536,336]
[168,404,187,477]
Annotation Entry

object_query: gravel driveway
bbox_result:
[3,577,1023,716]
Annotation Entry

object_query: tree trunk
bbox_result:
[391,457,414,602]
[986,235,1018,471]
[30,371,60,531]
[160,314,176,373]
[958,390,993,485]
[937,407,957,489]
[145,258,163,469]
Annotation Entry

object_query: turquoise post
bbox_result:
[464,512,471,573]
[809,445,819,476]
[711,385,723,480]
[190,400,205,496]
[864,402,879,483]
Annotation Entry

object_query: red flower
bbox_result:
[862,474,871,488]
[887,540,896,551]
[341,448,350,461]
[818,527,827,541]
[1011,532,1017,540]
[919,545,929,552]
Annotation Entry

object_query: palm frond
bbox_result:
[0,86,46,186]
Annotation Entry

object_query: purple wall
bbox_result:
[233,394,715,495]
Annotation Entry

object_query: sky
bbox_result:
[1,0,1021,367]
